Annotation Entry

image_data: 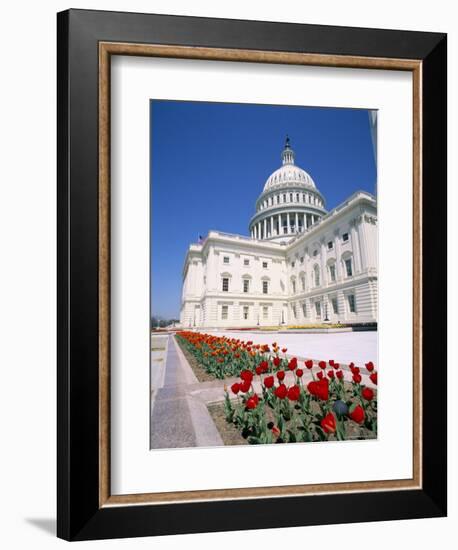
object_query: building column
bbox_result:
[278,213,282,235]
[270,216,274,237]
[350,218,362,273]
[320,237,327,287]
[334,228,342,280]
[304,247,310,290]
[357,218,369,271]
[295,212,299,232]
[287,212,290,233]
[303,213,307,230]
[263,218,267,239]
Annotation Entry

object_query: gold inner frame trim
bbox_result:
[98,41,422,508]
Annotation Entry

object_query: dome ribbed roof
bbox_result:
[263,136,316,192]
[263,164,316,192]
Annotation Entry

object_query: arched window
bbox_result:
[328,262,336,282]
[300,273,306,291]
[341,252,354,278]
[314,265,320,287]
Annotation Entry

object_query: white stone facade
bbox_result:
[180,140,377,328]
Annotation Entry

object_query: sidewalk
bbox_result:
[150,336,223,449]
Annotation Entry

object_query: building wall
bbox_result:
[180,192,378,328]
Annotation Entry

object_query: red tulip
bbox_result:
[336,370,344,380]
[240,379,251,393]
[231,382,240,394]
[333,362,340,370]
[296,368,304,378]
[349,363,360,375]
[288,357,298,371]
[275,384,288,399]
[277,370,285,381]
[353,373,362,384]
[318,361,327,370]
[327,369,335,379]
[273,356,281,368]
[317,371,324,380]
[246,394,259,410]
[350,405,365,424]
[369,372,378,385]
[255,365,263,375]
[240,370,253,383]
[321,412,337,433]
[307,379,329,401]
[362,387,374,401]
[365,361,375,372]
[305,359,314,369]
[287,384,301,401]
[272,425,281,437]
[264,375,274,388]
[281,348,288,353]
[329,359,335,367]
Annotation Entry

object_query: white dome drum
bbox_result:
[249,137,327,243]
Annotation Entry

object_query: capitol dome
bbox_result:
[249,137,327,243]
[263,138,316,191]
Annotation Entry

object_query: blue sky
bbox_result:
[150,100,376,319]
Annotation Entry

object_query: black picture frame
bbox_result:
[57,8,447,541]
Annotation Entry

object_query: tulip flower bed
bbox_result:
[223,360,378,444]
[176,331,293,379]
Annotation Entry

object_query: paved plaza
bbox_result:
[206,330,378,367]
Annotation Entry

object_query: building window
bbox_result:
[283,194,286,202]
[222,277,229,292]
[345,258,353,277]
[243,279,250,293]
[243,306,249,320]
[301,276,305,291]
[342,232,349,242]
[263,280,269,294]
[329,264,336,282]
[302,303,307,317]
[221,305,228,319]
[296,193,300,202]
[292,280,296,293]
[292,304,297,318]
[291,261,295,268]
[315,301,321,318]
[300,256,304,263]
[328,241,333,249]
[290,193,293,202]
[262,261,268,269]
[332,297,338,314]
[243,258,250,266]
[263,305,269,319]
[314,266,320,287]
[313,249,318,257]
[302,194,306,202]
[348,294,356,313]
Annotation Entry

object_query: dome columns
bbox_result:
[250,211,323,240]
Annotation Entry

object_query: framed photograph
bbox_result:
[57,9,447,541]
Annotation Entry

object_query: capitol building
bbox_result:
[180,138,377,328]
